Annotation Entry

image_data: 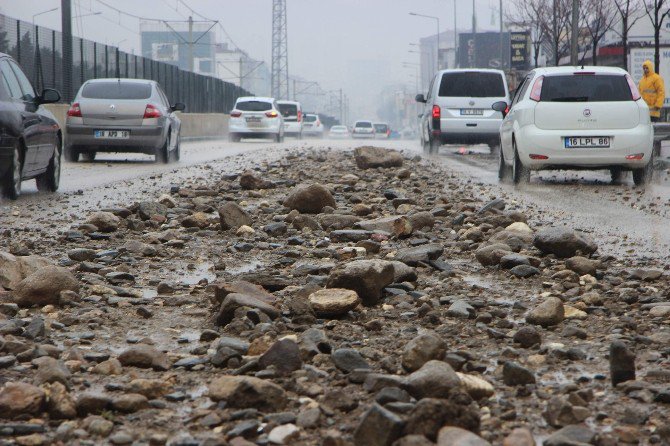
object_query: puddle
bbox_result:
[227,259,263,275]
[142,289,158,299]
[462,274,502,291]
[179,262,216,285]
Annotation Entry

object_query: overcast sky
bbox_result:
[2,0,503,119]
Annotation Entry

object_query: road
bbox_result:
[3,137,670,261]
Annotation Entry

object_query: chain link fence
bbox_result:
[0,13,251,113]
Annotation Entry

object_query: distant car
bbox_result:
[373,123,390,139]
[328,125,350,139]
[495,66,654,185]
[416,68,510,154]
[277,100,303,138]
[66,78,184,163]
[303,113,324,137]
[0,52,62,199]
[389,130,401,139]
[352,120,375,139]
[229,97,285,142]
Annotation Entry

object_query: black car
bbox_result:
[0,53,62,199]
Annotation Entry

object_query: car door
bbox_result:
[156,86,177,150]
[0,59,42,174]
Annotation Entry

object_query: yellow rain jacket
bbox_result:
[639,60,665,118]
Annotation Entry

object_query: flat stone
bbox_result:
[208,376,287,411]
[395,244,444,266]
[308,288,360,317]
[332,348,371,373]
[526,296,564,327]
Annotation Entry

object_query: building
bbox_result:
[140,20,215,74]
[214,43,270,97]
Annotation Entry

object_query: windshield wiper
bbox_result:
[550,96,589,102]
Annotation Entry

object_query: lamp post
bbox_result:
[410,12,440,70]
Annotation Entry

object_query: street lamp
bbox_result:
[409,12,440,70]
[32,7,59,27]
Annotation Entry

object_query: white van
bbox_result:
[277,100,303,138]
[416,69,509,154]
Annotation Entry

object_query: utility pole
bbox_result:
[61,0,73,102]
[454,0,458,68]
[339,89,343,123]
[271,0,289,100]
[472,0,477,67]
[188,16,194,72]
[499,0,504,69]
[570,0,579,65]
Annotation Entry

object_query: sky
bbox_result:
[1,0,505,119]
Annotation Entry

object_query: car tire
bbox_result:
[2,142,23,200]
[156,134,170,164]
[498,143,512,181]
[633,154,654,186]
[64,146,79,162]
[36,138,61,193]
[171,133,181,162]
[81,152,96,162]
[429,135,440,154]
[610,167,624,184]
[512,142,530,184]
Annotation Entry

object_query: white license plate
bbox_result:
[95,130,129,139]
[564,137,610,148]
[461,109,483,116]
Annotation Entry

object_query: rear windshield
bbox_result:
[540,74,632,102]
[374,124,388,132]
[278,103,298,117]
[82,82,152,99]
[304,115,317,122]
[439,72,506,98]
[236,101,272,111]
[355,122,372,128]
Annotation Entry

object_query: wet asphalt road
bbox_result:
[3,137,670,261]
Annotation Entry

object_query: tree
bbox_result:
[643,0,670,73]
[613,0,644,70]
[543,0,573,65]
[507,0,548,67]
[582,0,619,65]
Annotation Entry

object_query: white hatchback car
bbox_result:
[329,125,350,139]
[303,114,325,138]
[352,120,375,139]
[228,97,285,142]
[495,66,653,185]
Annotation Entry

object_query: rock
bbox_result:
[356,216,413,237]
[543,396,590,427]
[157,194,176,208]
[87,211,120,232]
[502,361,536,386]
[13,266,79,307]
[353,403,404,446]
[121,240,156,257]
[33,357,71,386]
[264,222,288,236]
[533,228,597,258]
[405,360,461,399]
[216,293,280,326]
[318,214,361,230]
[91,359,123,375]
[0,382,45,418]
[408,212,435,231]
[475,243,512,267]
[395,244,444,266]
[258,339,303,375]
[218,201,252,231]
[610,340,636,386]
[332,348,371,373]
[563,305,587,320]
[212,280,276,305]
[402,332,447,372]
[268,423,300,444]
[649,305,670,317]
[127,378,171,399]
[390,261,418,283]
[510,265,540,278]
[629,268,663,281]
[137,202,168,221]
[565,256,599,276]
[240,170,273,190]
[85,415,114,436]
[489,230,534,252]
[456,373,495,400]
[0,252,50,290]
[67,248,96,262]
[111,393,149,413]
[502,428,535,446]
[499,253,531,269]
[309,288,360,317]
[354,146,404,169]
[446,300,475,319]
[513,326,542,348]
[526,296,564,327]
[437,426,490,446]
[543,424,595,446]
[208,376,287,411]
[403,393,480,441]
[284,183,336,214]
[76,393,112,415]
[327,260,395,306]
[181,212,211,229]
[118,344,171,370]
[292,214,321,230]
[394,435,434,446]
[236,225,255,236]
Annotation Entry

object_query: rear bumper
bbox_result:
[516,124,654,169]
[284,122,302,135]
[439,117,501,142]
[229,121,281,134]
[66,124,165,151]
[352,133,374,139]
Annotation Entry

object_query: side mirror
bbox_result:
[39,88,61,104]
[171,102,186,112]
[415,94,426,103]
[492,101,508,117]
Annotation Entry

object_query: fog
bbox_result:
[2,0,503,121]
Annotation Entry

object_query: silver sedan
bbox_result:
[65,78,185,163]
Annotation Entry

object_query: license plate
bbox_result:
[246,117,261,123]
[460,109,483,116]
[564,137,610,148]
[95,130,129,139]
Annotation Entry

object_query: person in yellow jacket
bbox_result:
[639,60,665,122]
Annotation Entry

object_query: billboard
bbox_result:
[629,48,670,107]
[510,31,530,70]
[458,32,511,69]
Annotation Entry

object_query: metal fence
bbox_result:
[0,14,251,113]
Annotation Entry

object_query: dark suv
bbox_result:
[0,53,62,199]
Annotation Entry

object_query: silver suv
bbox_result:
[416,69,509,154]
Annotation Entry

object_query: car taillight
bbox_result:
[67,102,81,117]
[529,75,544,102]
[432,105,441,119]
[297,111,302,122]
[265,111,278,118]
[626,153,644,160]
[143,104,162,119]
[529,154,549,160]
[230,110,242,118]
[625,74,641,101]
[316,120,320,126]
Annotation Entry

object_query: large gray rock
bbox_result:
[526,296,565,327]
[284,183,337,214]
[533,228,597,258]
[502,361,536,386]
[488,229,534,252]
[258,339,302,375]
[402,332,447,372]
[395,244,444,266]
[239,170,274,190]
[327,260,395,306]
[353,403,404,446]
[218,202,252,230]
[437,427,491,446]
[354,146,404,169]
[216,292,280,326]
[0,252,50,290]
[33,356,71,386]
[404,360,461,399]
[403,394,481,441]
[12,266,80,307]
[137,202,168,221]
[565,256,600,276]
[318,214,361,230]
[390,261,418,283]
[118,344,171,371]
[86,211,120,232]
[208,376,287,411]
[475,243,512,267]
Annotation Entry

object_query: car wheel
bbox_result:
[512,142,530,184]
[498,142,512,182]
[610,167,624,184]
[36,138,61,193]
[172,133,181,162]
[429,135,440,154]
[2,142,23,200]
[633,154,654,186]
[156,133,170,164]
[64,146,79,162]
[81,152,96,162]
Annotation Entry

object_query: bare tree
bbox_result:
[542,0,573,65]
[506,0,548,67]
[613,0,644,70]
[644,0,670,73]
[582,0,619,65]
